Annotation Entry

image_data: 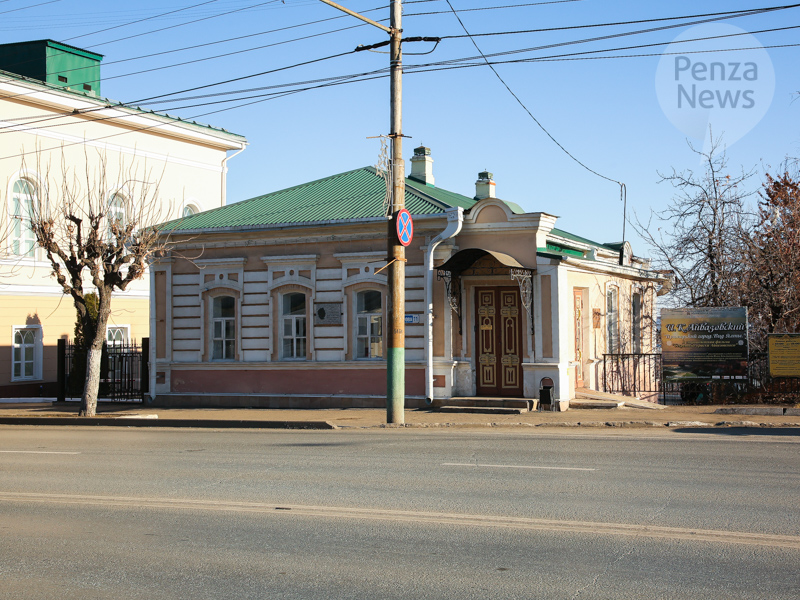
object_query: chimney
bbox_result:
[409,146,435,185]
[475,171,496,199]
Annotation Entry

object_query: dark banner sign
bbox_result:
[661,307,748,382]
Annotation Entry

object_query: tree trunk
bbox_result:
[79,288,112,417]
[79,345,103,417]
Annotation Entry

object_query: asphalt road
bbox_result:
[1,426,798,599]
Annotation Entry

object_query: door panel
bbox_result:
[574,289,585,388]
[476,287,523,397]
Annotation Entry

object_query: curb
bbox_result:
[0,417,338,430]
[1,417,798,430]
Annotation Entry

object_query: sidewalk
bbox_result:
[0,400,798,430]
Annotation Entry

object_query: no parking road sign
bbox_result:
[395,209,413,247]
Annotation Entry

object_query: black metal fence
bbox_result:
[601,352,800,404]
[601,353,662,397]
[57,338,149,402]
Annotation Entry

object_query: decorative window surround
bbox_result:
[334,251,387,287]
[261,254,318,291]
[197,257,246,294]
[11,325,43,381]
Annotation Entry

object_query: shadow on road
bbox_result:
[673,427,800,437]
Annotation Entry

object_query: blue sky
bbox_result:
[3,0,799,253]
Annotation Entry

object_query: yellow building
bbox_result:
[0,40,246,397]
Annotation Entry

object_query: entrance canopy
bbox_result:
[436,248,535,334]
[436,248,525,276]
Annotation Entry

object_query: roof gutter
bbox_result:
[559,255,668,282]
[425,207,463,404]
[220,143,248,207]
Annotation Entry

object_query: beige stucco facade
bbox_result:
[0,69,246,396]
[151,191,667,409]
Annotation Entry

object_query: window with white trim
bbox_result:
[632,291,643,354]
[107,193,126,239]
[606,287,620,354]
[183,204,197,218]
[212,296,236,360]
[107,326,129,346]
[281,292,307,359]
[12,327,41,381]
[356,290,383,359]
[10,179,37,257]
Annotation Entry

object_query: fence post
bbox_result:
[141,337,150,400]
[56,338,66,402]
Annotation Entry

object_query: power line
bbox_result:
[427,4,800,68]
[443,0,622,186]
[98,23,366,83]
[406,0,584,16]
[63,0,223,43]
[404,24,800,73]
[81,0,284,48]
[3,21,796,134]
[439,5,800,39]
[124,48,359,105]
[0,0,60,17]
[8,0,792,108]
[3,37,798,161]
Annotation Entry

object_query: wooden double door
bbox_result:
[475,287,523,397]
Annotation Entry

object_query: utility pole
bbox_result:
[317,0,405,424]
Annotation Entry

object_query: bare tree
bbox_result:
[632,135,755,308]
[741,172,800,350]
[26,150,172,416]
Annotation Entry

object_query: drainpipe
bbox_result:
[220,143,248,207]
[425,206,464,404]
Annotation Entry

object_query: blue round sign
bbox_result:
[396,209,413,247]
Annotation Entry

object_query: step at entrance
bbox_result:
[432,397,535,414]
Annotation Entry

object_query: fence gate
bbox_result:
[57,338,149,402]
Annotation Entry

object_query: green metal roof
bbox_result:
[549,227,620,253]
[162,167,478,232]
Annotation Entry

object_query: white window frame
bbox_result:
[631,289,643,354]
[107,192,126,240]
[10,179,37,258]
[211,295,237,361]
[355,289,383,360]
[106,325,130,346]
[606,285,620,354]
[182,203,198,218]
[11,325,42,382]
[281,292,307,360]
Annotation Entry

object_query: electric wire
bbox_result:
[2,22,797,135]
[6,32,797,143]
[80,0,283,48]
[62,0,223,43]
[443,0,622,187]
[0,0,60,17]
[426,4,800,68]
[439,4,800,39]
[3,33,798,163]
[8,1,793,101]
[405,0,584,15]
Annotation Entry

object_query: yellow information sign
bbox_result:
[768,334,800,377]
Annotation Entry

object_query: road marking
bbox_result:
[0,450,80,455]
[1,491,798,550]
[442,462,596,471]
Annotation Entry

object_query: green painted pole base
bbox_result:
[387,347,405,424]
